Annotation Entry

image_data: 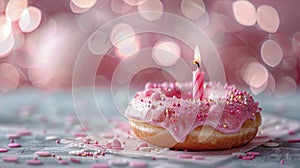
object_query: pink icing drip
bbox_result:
[125,82,261,143]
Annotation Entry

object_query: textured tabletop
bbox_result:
[0,88,300,168]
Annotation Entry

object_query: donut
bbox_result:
[125,82,262,150]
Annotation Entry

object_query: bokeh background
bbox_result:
[0,0,299,98]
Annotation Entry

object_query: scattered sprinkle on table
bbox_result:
[35,151,52,157]
[2,157,18,163]
[287,138,300,143]
[17,130,32,136]
[45,136,59,141]
[232,152,246,156]
[27,159,43,165]
[263,142,279,147]
[8,143,21,148]
[108,159,128,166]
[69,157,81,163]
[74,132,86,138]
[246,152,260,156]
[6,133,21,139]
[241,156,253,160]
[129,161,148,168]
[0,148,9,153]
[91,163,110,168]
[193,155,205,160]
[280,159,285,164]
[58,160,69,165]
[177,154,193,159]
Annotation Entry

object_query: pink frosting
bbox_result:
[125,82,261,143]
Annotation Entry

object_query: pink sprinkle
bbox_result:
[150,92,161,100]
[56,140,60,144]
[0,148,9,153]
[8,143,21,148]
[6,133,21,139]
[27,159,43,165]
[35,151,51,157]
[112,139,122,148]
[193,155,205,160]
[18,130,32,136]
[280,159,284,164]
[2,157,18,163]
[287,138,300,143]
[74,132,86,138]
[246,152,260,156]
[177,154,193,159]
[58,160,68,165]
[129,161,148,168]
[69,157,81,163]
[91,163,110,168]
[108,159,128,166]
[137,142,148,148]
[112,147,124,150]
[144,89,154,97]
[145,82,153,89]
[242,156,253,160]
[288,130,295,135]
[105,142,112,148]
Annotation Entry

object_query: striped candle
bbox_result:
[193,45,204,100]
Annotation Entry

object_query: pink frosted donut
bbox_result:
[125,82,262,150]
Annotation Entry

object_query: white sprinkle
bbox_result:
[263,142,279,147]
[45,136,59,141]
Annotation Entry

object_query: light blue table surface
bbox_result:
[0,87,300,168]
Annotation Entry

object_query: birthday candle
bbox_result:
[193,45,204,100]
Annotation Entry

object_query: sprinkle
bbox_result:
[105,142,112,148]
[288,130,295,135]
[129,161,148,168]
[35,151,52,157]
[8,143,21,148]
[280,159,284,164]
[17,130,32,136]
[58,160,68,165]
[232,152,246,156]
[0,148,9,153]
[246,152,260,156]
[137,142,148,148]
[177,154,193,159]
[27,159,43,165]
[45,136,59,141]
[193,155,205,160]
[69,157,81,163]
[139,147,152,152]
[91,163,110,168]
[241,156,253,160]
[74,132,86,138]
[263,142,279,147]
[287,138,300,143]
[112,139,122,148]
[2,157,18,163]
[108,159,128,166]
[6,133,21,139]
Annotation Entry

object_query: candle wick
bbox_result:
[193,60,200,68]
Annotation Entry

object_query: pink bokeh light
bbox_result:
[0,0,299,98]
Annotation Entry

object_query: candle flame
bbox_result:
[193,45,201,67]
